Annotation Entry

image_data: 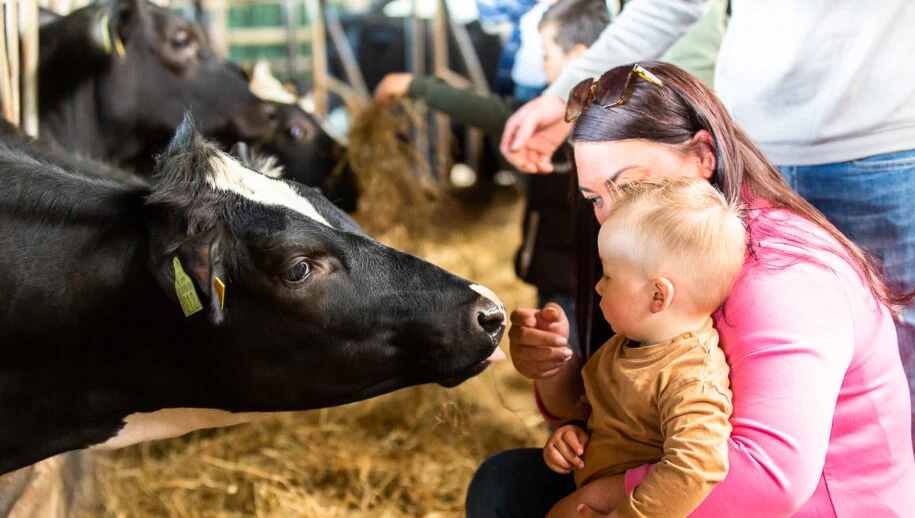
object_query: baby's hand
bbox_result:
[543,424,589,474]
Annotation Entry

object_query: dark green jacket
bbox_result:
[408,76,515,139]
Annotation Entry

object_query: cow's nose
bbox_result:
[474,298,506,341]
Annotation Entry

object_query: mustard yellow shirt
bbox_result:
[564,318,732,518]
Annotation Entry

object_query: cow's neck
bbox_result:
[38,9,144,168]
[0,165,237,474]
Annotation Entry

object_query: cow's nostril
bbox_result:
[476,302,506,338]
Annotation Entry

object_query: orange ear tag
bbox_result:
[214,277,226,309]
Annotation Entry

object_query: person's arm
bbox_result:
[624,261,856,516]
[618,378,731,518]
[507,303,585,425]
[534,357,585,426]
[407,76,515,138]
[544,0,712,99]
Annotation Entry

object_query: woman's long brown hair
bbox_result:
[567,61,913,356]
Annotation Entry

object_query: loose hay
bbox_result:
[91,188,549,518]
[344,100,466,246]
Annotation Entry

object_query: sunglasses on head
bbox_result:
[564,64,666,123]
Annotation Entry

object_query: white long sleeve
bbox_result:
[544,0,713,98]
[716,1,915,165]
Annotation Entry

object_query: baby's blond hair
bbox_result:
[598,177,747,314]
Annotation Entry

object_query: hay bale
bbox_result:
[345,100,464,248]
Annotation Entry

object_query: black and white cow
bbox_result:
[38,0,273,172]
[237,61,360,213]
[0,115,506,475]
[255,102,360,213]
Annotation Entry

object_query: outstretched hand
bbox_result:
[372,73,414,107]
[499,94,571,173]
[508,302,574,379]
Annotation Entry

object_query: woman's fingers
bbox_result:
[513,355,572,379]
[509,324,568,349]
[509,305,574,378]
[509,307,539,328]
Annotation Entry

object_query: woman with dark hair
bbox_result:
[465,62,915,517]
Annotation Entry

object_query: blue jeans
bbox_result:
[466,448,575,518]
[779,148,915,445]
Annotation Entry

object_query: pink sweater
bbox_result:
[623,207,915,515]
[538,205,915,515]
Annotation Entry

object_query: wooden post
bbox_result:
[306,0,327,117]
[449,18,490,95]
[431,0,449,184]
[282,0,297,81]
[205,0,228,59]
[5,0,20,127]
[447,4,491,183]
[20,0,38,136]
[324,0,368,101]
[405,0,429,184]
[0,2,13,125]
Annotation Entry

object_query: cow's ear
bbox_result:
[110,0,147,42]
[148,114,229,324]
[152,228,229,324]
[153,112,212,188]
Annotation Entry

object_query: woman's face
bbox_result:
[574,136,715,223]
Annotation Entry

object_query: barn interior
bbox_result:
[0,0,552,516]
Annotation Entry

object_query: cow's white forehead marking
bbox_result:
[470,284,506,324]
[208,154,331,227]
[92,408,267,450]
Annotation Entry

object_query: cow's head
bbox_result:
[39,0,272,167]
[258,103,360,212]
[143,115,505,410]
[237,61,360,212]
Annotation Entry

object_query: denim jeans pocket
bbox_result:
[850,149,915,171]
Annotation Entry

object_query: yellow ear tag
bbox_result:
[173,257,203,317]
[99,12,126,57]
[214,277,226,309]
[114,36,126,57]
[99,13,113,55]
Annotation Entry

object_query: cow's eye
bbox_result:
[171,30,192,50]
[288,123,310,142]
[282,260,311,283]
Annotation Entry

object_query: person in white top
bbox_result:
[495,0,915,454]
[510,0,553,101]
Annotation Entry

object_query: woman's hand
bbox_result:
[508,302,574,379]
[372,73,414,107]
[499,94,572,173]
[544,423,589,474]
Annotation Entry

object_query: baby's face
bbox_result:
[595,256,653,340]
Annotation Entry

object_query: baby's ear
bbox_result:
[650,277,674,313]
